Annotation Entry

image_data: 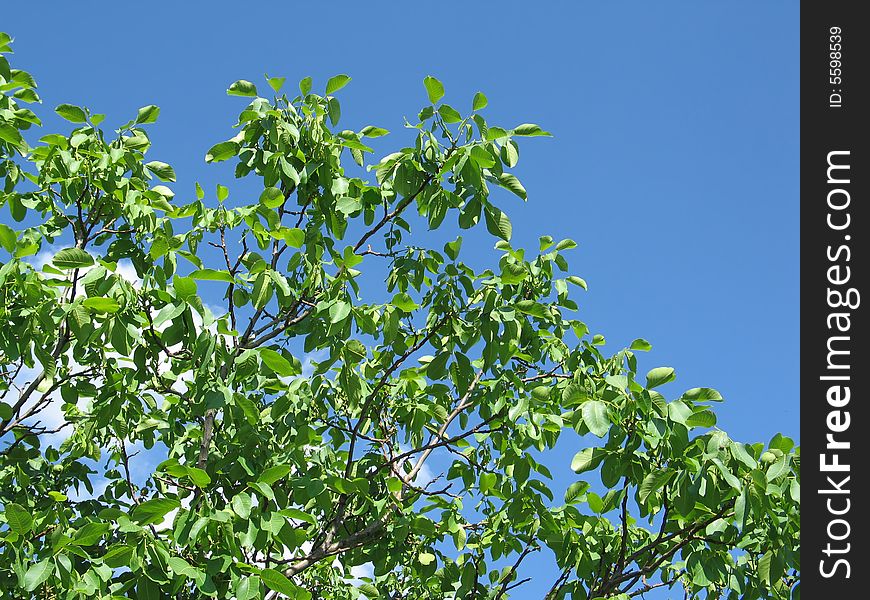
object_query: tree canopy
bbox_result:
[0,32,799,599]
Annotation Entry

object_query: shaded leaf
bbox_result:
[228,80,258,97]
[131,498,180,525]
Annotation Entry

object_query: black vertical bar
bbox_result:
[802,2,867,596]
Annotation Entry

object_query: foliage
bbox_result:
[0,32,799,599]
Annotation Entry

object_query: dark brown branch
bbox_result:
[606,502,735,592]
[343,313,452,479]
[242,308,314,349]
[353,174,435,253]
[118,438,141,506]
[544,567,572,600]
[495,543,538,599]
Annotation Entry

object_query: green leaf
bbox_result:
[789,479,800,503]
[423,76,444,104]
[497,173,527,200]
[360,125,389,138]
[231,492,253,519]
[638,469,673,503]
[562,383,587,404]
[715,458,742,490]
[205,141,239,163]
[72,522,110,546]
[299,76,312,96]
[24,559,53,592]
[564,481,589,504]
[189,268,235,283]
[646,366,676,389]
[186,467,212,487]
[131,498,180,525]
[329,301,351,323]
[500,141,519,167]
[515,300,548,319]
[152,184,174,199]
[630,338,652,351]
[0,223,16,252]
[174,276,198,300]
[4,503,33,534]
[135,105,160,124]
[145,161,176,182]
[768,433,795,453]
[102,545,134,568]
[325,74,351,95]
[258,465,293,485]
[55,103,88,123]
[587,492,604,513]
[766,457,789,482]
[472,92,488,111]
[667,400,692,425]
[730,442,758,469]
[582,400,610,437]
[391,293,419,313]
[500,263,527,285]
[267,75,286,93]
[168,556,197,577]
[681,387,724,402]
[53,248,94,270]
[686,409,717,428]
[0,124,24,149]
[758,551,772,583]
[228,80,258,97]
[235,394,260,425]
[570,447,605,474]
[484,207,512,241]
[438,104,462,123]
[444,237,462,260]
[259,187,285,208]
[82,297,121,313]
[260,348,296,376]
[282,228,305,248]
[260,568,301,597]
[479,472,497,493]
[512,123,551,137]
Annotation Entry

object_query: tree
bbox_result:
[0,32,799,599]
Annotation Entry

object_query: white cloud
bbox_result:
[350,562,374,582]
[114,259,142,287]
[30,247,57,270]
[301,349,329,378]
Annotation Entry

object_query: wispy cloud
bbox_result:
[301,348,329,378]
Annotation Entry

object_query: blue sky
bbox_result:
[5,1,799,596]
